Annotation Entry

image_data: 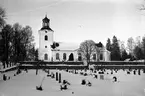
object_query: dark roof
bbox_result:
[43,16,50,22]
[95,42,103,47]
[40,26,53,31]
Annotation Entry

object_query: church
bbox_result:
[38,15,111,62]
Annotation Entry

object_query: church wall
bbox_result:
[52,50,78,61]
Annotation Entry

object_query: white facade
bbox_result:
[38,16,111,62]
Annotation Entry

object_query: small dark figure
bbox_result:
[60,80,70,90]
[133,70,136,75]
[143,69,145,73]
[86,81,92,87]
[14,74,16,76]
[94,75,97,79]
[127,71,130,74]
[138,70,141,75]
[81,79,86,85]
[63,80,70,85]
[111,71,113,74]
[113,76,117,82]
[60,84,67,90]
[3,74,6,81]
[84,73,87,76]
[36,86,43,91]
[94,70,97,73]
[47,74,51,77]
[59,73,61,83]
[8,76,10,80]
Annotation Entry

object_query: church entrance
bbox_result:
[68,53,74,61]
[44,54,48,60]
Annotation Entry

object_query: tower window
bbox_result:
[45,46,47,48]
[44,54,48,60]
[45,30,47,33]
[45,35,48,41]
[56,53,60,60]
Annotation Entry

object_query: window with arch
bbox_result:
[100,54,103,60]
[68,53,74,61]
[56,53,60,60]
[78,53,82,61]
[44,54,48,60]
[63,53,67,61]
[93,54,96,61]
[45,35,48,41]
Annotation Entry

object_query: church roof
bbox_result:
[55,42,79,51]
[40,26,53,31]
[42,15,50,22]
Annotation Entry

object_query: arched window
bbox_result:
[68,53,74,61]
[44,54,48,60]
[78,53,82,61]
[63,53,67,61]
[45,35,48,41]
[93,54,96,61]
[56,53,60,60]
[100,54,103,60]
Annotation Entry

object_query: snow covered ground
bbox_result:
[0,69,145,96]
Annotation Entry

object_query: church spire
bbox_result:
[40,15,53,31]
[45,13,47,18]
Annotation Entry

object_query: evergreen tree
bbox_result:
[106,38,112,51]
[133,46,143,60]
[111,36,121,61]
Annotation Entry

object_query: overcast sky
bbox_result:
[0,0,145,48]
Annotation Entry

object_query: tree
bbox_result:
[51,42,59,49]
[34,49,39,61]
[106,38,112,51]
[11,23,34,62]
[0,7,6,28]
[1,24,13,67]
[111,36,121,61]
[142,36,145,59]
[78,40,96,67]
[133,45,143,60]
[121,50,128,61]
[127,37,135,59]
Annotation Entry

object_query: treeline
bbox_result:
[0,7,38,67]
[106,36,145,61]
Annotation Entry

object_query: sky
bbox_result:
[0,0,145,48]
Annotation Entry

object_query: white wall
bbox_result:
[38,29,54,61]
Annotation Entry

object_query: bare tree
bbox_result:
[78,40,96,67]
[0,7,6,28]
[127,37,135,59]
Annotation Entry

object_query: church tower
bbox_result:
[38,15,54,61]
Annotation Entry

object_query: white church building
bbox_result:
[38,15,111,62]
